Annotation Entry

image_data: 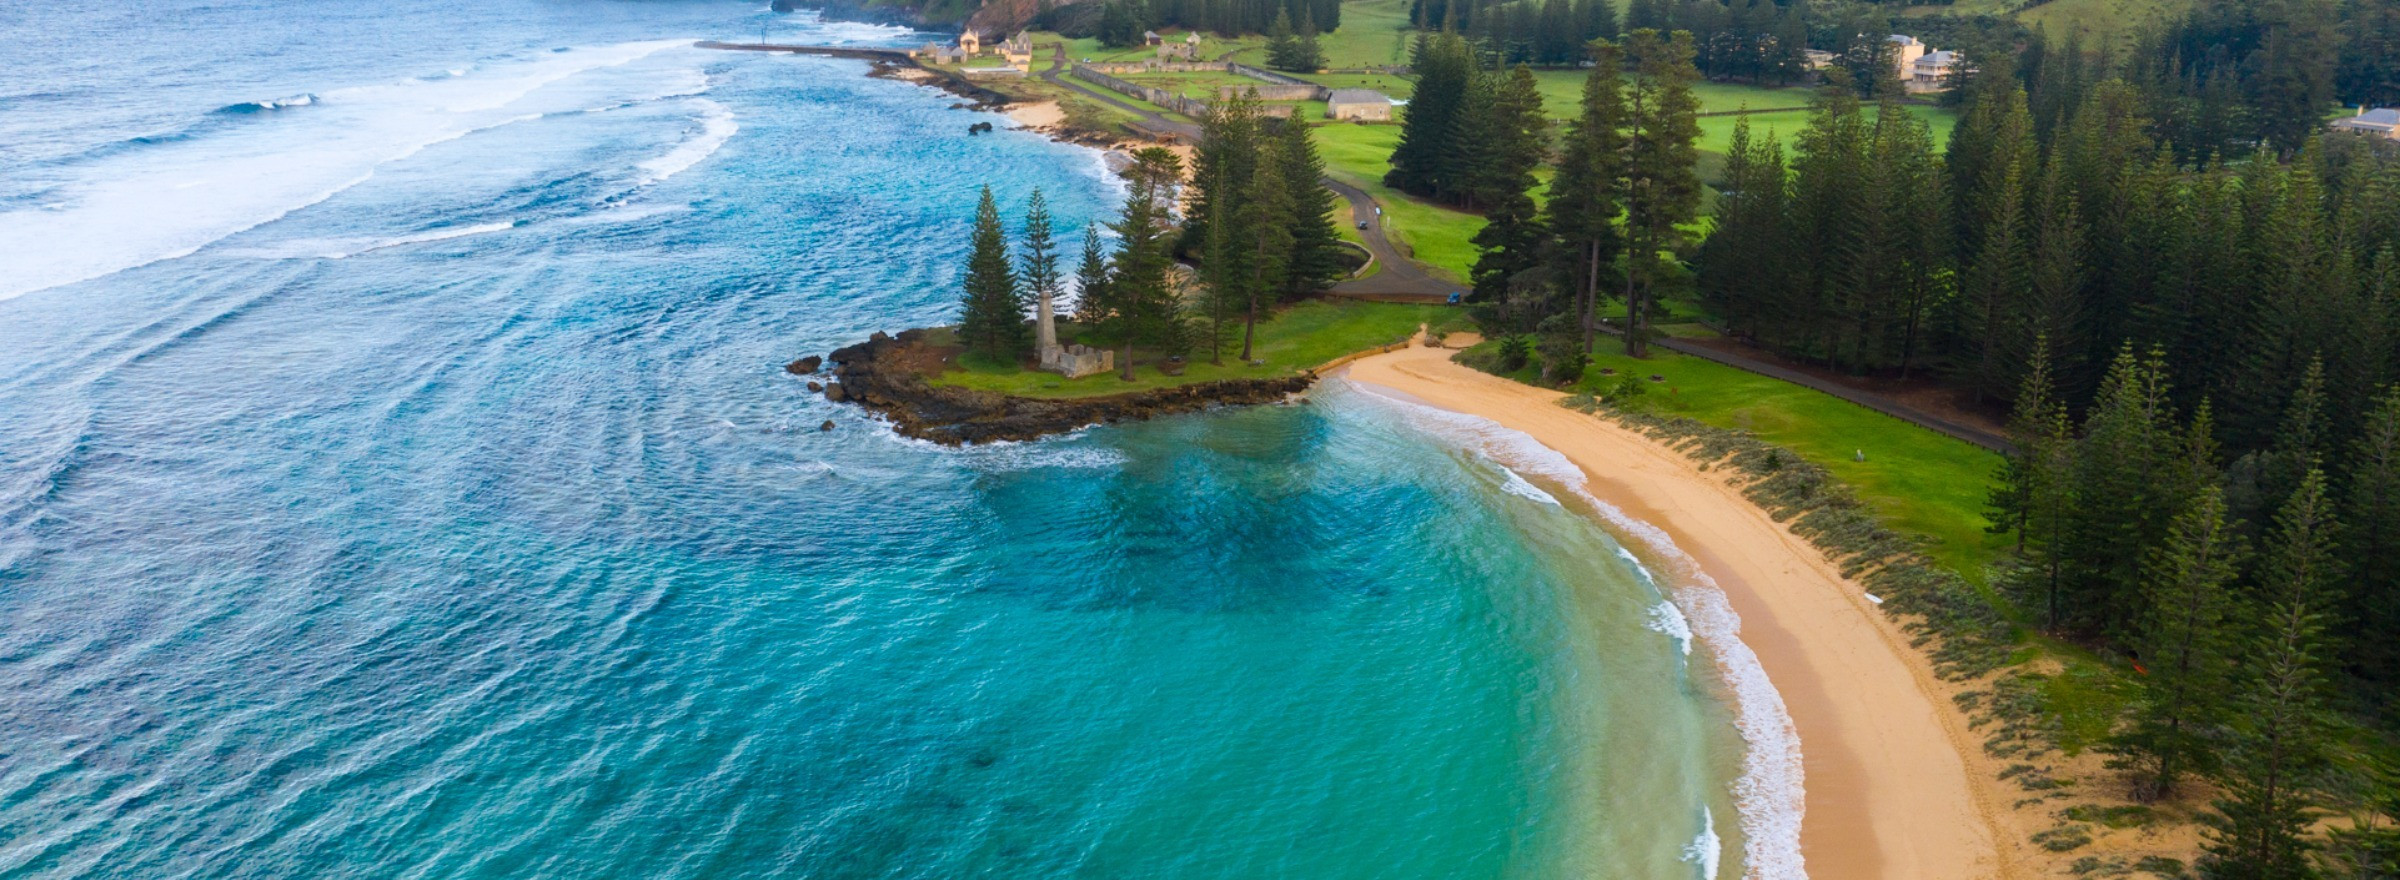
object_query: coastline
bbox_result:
[1340,341,2020,880]
[845,50,2027,875]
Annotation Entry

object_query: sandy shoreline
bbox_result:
[1341,341,2020,879]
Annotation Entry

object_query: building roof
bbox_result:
[2347,108,2400,126]
[1917,50,1960,66]
[1888,34,1922,46]
[1326,89,1391,105]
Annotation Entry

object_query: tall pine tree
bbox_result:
[1618,28,1701,358]
[1545,39,1628,354]
[2108,484,2244,801]
[958,186,1028,357]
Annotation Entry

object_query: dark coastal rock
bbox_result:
[824,383,847,402]
[786,355,823,375]
[807,381,823,392]
[820,420,837,432]
[824,328,1317,445]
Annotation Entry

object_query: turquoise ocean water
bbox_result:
[0,2,1783,876]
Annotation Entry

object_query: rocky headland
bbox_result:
[801,329,1316,444]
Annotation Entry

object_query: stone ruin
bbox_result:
[1040,343,1114,379]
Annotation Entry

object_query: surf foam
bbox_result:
[636,98,737,185]
[1342,380,1807,880]
[1687,806,1724,879]
[0,39,694,301]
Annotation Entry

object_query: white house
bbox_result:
[1887,34,1925,74]
[1910,49,1963,93]
[1886,35,1961,93]
[2332,107,2400,140]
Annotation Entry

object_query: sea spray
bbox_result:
[1344,380,1808,880]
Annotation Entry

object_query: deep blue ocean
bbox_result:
[0,2,1763,876]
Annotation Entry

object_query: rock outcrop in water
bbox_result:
[817,329,1315,445]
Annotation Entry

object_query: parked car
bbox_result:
[1356,220,1369,230]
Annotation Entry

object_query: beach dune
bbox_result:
[1343,342,2018,880]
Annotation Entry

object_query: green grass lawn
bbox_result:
[1690,101,1960,155]
[1122,70,1296,101]
[1218,0,1416,69]
[1527,71,1817,119]
[1536,345,2008,575]
[1298,71,1416,99]
[1311,123,1482,284]
[930,300,1447,397]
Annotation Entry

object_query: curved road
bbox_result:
[1038,46,1456,300]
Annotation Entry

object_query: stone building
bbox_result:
[999,33,1034,68]
[1157,31,1201,61]
[1326,89,1392,122]
[1041,344,1114,378]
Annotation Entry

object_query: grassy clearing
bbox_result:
[2017,0,2194,40]
[1534,344,2008,574]
[1298,71,1417,98]
[1217,0,1416,68]
[1311,123,1483,283]
[1526,72,1817,119]
[930,300,1449,397]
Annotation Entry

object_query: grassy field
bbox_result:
[1217,0,1418,69]
[931,300,1448,397]
[1526,72,1816,119]
[1122,70,1299,101]
[1311,123,1482,283]
[1907,0,2194,41]
[1298,71,1417,98]
[1540,345,2008,574]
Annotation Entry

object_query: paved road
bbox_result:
[1039,46,1455,299]
[1320,179,1458,300]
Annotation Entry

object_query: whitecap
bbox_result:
[635,98,737,185]
[1685,806,1723,879]
[0,38,695,300]
[1649,600,1694,657]
[1493,463,1560,506]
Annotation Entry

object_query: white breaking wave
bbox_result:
[1494,463,1561,506]
[1688,806,1724,879]
[1341,380,1808,880]
[636,98,738,185]
[809,20,917,44]
[0,38,695,301]
[1619,546,1694,657]
[347,221,517,256]
[1650,599,1695,657]
[213,220,518,261]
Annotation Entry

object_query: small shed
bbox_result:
[1326,89,1393,122]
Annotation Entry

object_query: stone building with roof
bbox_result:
[1325,89,1392,121]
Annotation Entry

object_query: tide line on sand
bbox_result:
[1341,379,1806,880]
